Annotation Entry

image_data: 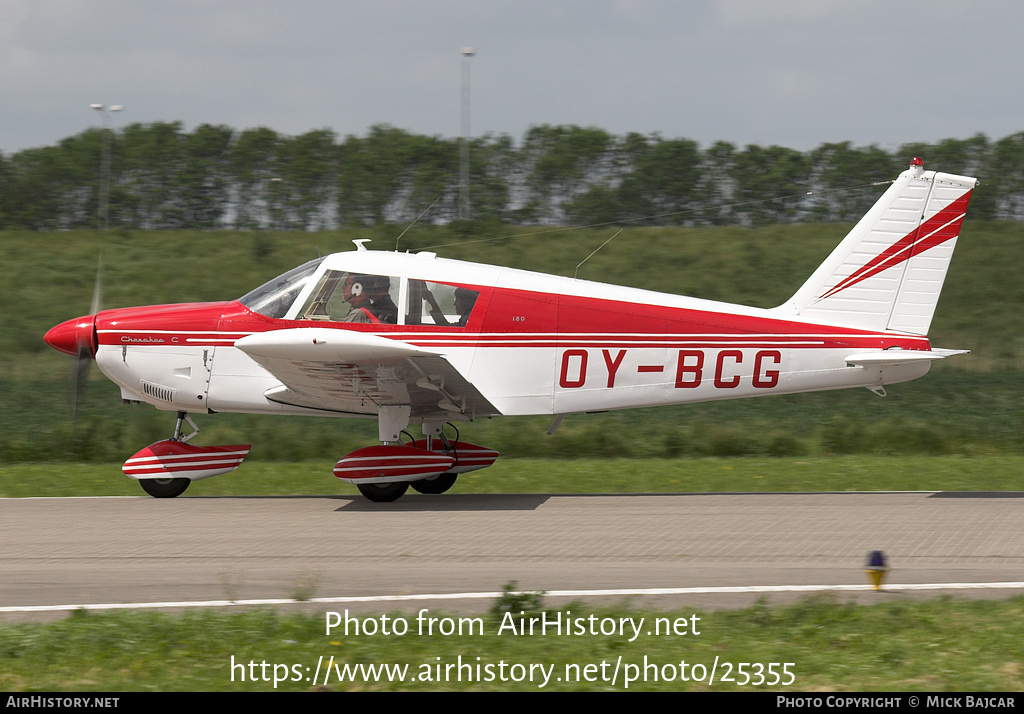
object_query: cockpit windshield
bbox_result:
[238,257,324,318]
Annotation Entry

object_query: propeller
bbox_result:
[44,257,103,417]
[89,254,103,317]
[71,256,103,417]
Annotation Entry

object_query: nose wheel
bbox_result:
[126,412,251,498]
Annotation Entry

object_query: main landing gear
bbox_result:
[355,470,458,502]
[335,411,499,502]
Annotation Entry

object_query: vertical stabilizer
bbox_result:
[780,159,977,335]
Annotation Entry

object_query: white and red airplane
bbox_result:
[45,159,976,501]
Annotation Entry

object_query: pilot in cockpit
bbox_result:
[341,274,399,324]
[341,274,374,323]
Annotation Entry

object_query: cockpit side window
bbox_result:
[238,258,324,319]
[297,270,401,324]
[406,280,479,327]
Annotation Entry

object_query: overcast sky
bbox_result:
[2,1,1022,154]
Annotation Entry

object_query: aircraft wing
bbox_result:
[234,328,500,421]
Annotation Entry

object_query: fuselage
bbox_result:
[40,160,975,501]
[48,249,934,422]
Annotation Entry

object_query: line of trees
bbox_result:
[2,123,1022,230]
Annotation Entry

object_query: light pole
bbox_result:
[90,103,123,230]
[459,47,475,221]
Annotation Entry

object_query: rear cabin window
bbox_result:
[406,281,479,327]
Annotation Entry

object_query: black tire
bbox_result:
[410,473,457,495]
[139,477,190,498]
[356,481,409,502]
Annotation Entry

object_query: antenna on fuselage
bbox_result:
[574,229,622,280]
[395,195,443,251]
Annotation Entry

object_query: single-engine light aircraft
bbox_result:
[45,159,976,501]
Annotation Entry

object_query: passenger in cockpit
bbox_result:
[365,275,399,324]
[454,287,477,327]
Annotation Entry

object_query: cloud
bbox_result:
[1,1,1021,153]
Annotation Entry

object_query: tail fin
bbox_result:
[780,158,977,335]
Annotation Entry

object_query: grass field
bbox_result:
[1,596,1022,691]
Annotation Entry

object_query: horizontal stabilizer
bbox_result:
[845,348,969,367]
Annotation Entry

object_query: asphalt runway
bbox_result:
[2,491,1024,619]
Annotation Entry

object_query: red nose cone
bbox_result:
[44,316,96,357]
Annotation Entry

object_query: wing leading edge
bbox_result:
[234,328,500,421]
